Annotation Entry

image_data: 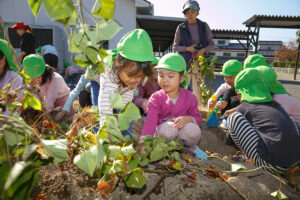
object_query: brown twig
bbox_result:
[179,184,193,200]
[220,174,248,200]
[141,176,166,200]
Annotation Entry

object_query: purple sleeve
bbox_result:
[172,26,186,52]
[132,83,146,108]
[141,93,160,137]
[186,94,202,125]
[205,23,215,53]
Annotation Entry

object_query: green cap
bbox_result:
[36,46,42,53]
[107,29,155,67]
[155,53,188,87]
[64,61,72,68]
[0,39,17,71]
[243,54,270,69]
[23,54,47,79]
[234,68,273,103]
[152,57,160,65]
[220,59,242,76]
[256,65,287,94]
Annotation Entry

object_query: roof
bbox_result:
[136,14,185,52]
[136,15,256,52]
[243,15,300,28]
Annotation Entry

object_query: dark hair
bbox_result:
[111,54,152,84]
[41,67,53,85]
[0,51,10,81]
[25,24,32,32]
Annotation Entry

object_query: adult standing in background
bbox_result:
[37,45,59,69]
[11,22,35,63]
[173,0,215,70]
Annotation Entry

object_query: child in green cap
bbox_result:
[140,53,207,159]
[256,65,300,125]
[243,54,270,69]
[98,29,155,129]
[0,39,23,115]
[208,60,242,112]
[23,54,74,118]
[227,68,300,173]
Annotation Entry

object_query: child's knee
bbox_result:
[179,123,201,142]
[155,121,178,140]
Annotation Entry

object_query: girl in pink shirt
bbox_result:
[141,53,207,159]
[23,55,74,118]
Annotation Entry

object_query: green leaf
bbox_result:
[231,163,246,172]
[74,145,98,177]
[106,116,125,143]
[107,145,121,161]
[92,0,115,20]
[138,153,150,167]
[4,161,31,189]
[118,102,141,131]
[121,144,135,157]
[22,144,39,161]
[171,161,182,171]
[0,161,10,188]
[6,102,22,111]
[41,139,69,164]
[150,142,169,162]
[128,155,139,171]
[96,61,106,74]
[109,92,123,109]
[170,151,181,162]
[123,168,146,189]
[97,19,121,40]
[96,141,106,167]
[42,0,76,25]
[23,93,41,110]
[109,160,123,174]
[73,53,89,67]
[27,0,42,17]
[99,48,108,60]
[85,45,100,65]
[270,190,288,199]
[3,126,25,147]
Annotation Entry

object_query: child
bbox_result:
[98,29,155,128]
[243,54,270,69]
[36,45,59,69]
[214,60,242,128]
[256,65,300,124]
[23,54,74,117]
[63,61,81,90]
[227,68,300,173]
[133,57,160,114]
[140,53,206,159]
[0,39,23,115]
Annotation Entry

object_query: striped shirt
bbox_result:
[98,66,135,128]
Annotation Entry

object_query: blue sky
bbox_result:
[147,0,300,43]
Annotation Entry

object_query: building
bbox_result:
[257,41,283,64]
[0,0,137,73]
[210,39,254,65]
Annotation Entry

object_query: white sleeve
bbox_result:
[214,83,231,99]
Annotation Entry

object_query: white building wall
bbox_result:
[0,0,136,72]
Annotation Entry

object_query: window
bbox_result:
[223,53,231,56]
[8,28,53,48]
[101,40,109,50]
[209,52,215,56]
[218,40,225,45]
[237,53,245,57]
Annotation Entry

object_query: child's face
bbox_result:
[157,69,185,94]
[32,75,42,86]
[118,62,144,87]
[224,75,236,88]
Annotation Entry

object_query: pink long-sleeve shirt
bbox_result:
[132,79,160,108]
[40,72,70,110]
[141,88,202,137]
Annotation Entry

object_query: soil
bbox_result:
[31,111,300,200]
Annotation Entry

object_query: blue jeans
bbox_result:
[90,81,100,106]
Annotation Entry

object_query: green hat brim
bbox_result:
[268,81,287,94]
[237,82,273,103]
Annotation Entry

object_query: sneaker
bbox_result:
[193,146,208,160]
[220,119,228,129]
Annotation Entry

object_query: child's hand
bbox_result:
[208,99,216,108]
[173,116,193,129]
[223,107,237,117]
[54,110,67,122]
[215,101,228,110]
[142,100,148,112]
[137,138,145,153]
